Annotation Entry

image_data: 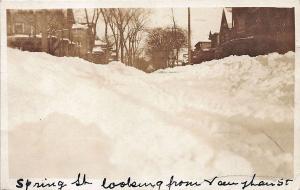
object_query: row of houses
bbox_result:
[7,9,111,63]
[192,7,295,64]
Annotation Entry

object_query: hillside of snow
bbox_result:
[7,48,294,179]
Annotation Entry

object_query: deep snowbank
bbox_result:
[155,52,294,123]
[7,48,294,179]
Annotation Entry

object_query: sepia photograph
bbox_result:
[1,3,297,189]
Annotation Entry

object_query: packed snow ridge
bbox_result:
[8,48,294,179]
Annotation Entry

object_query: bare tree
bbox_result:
[100,8,120,61]
[100,9,110,47]
[146,27,187,69]
[109,8,139,63]
[100,8,150,65]
[84,8,101,51]
[124,9,150,66]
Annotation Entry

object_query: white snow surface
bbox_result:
[7,48,294,179]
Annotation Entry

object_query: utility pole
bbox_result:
[188,7,192,65]
[171,8,177,67]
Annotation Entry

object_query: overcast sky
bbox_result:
[76,8,224,47]
[149,8,223,45]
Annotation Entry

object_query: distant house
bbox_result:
[192,41,214,64]
[71,23,93,57]
[88,40,112,64]
[209,31,219,48]
[194,41,211,51]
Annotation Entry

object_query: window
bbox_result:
[30,26,34,36]
[14,23,24,34]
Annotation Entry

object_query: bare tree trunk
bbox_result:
[100,9,110,47]
[120,29,124,63]
[84,9,90,25]
[176,48,179,66]
[131,39,134,66]
[41,10,48,53]
[34,11,37,37]
[115,29,120,61]
[108,21,119,61]
[128,38,132,66]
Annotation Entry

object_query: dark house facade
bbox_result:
[7,9,80,57]
[192,7,295,64]
[7,9,106,62]
[215,7,295,58]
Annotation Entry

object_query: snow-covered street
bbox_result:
[7,48,294,179]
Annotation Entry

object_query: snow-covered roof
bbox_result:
[196,40,211,44]
[95,40,106,46]
[195,41,211,49]
[72,23,88,30]
[62,38,71,42]
[8,34,30,38]
[8,34,52,39]
[92,46,104,53]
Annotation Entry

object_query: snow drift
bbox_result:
[7,48,294,179]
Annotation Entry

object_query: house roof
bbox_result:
[195,41,211,47]
[224,8,233,28]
